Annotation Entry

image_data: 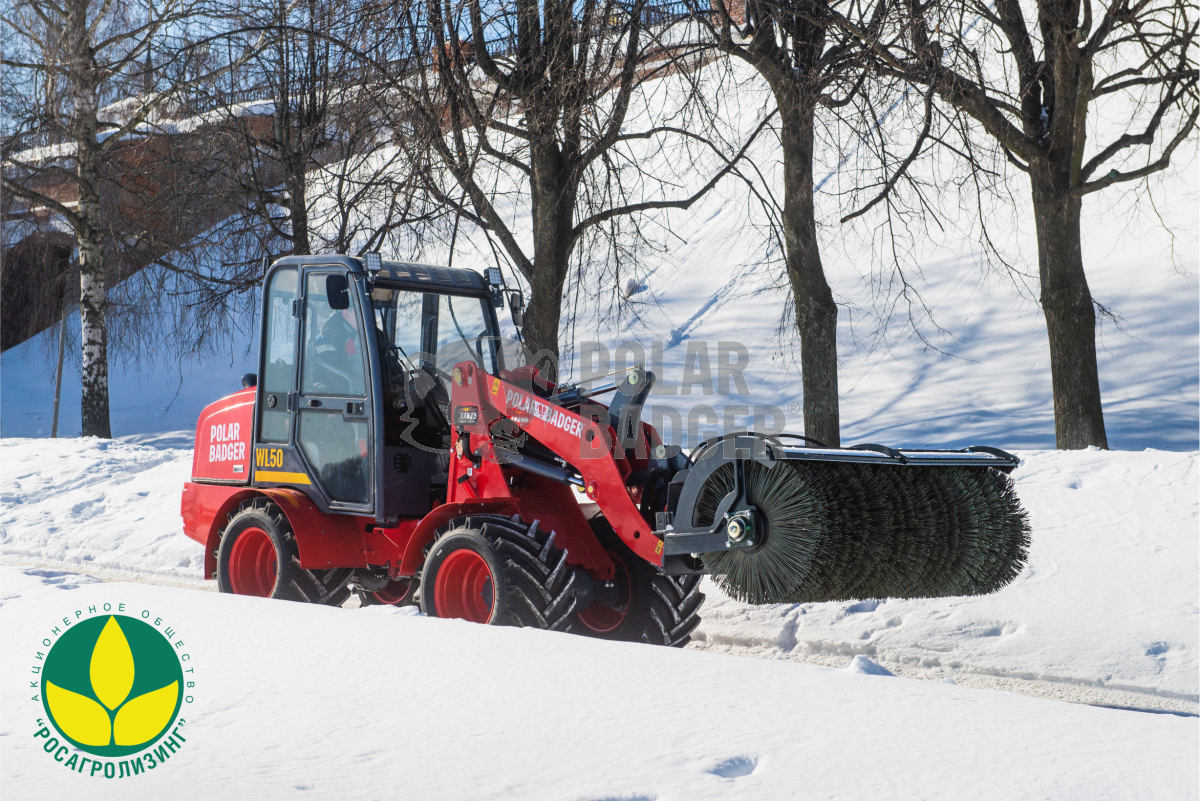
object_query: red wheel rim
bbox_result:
[227,526,278,597]
[433,549,495,623]
[577,550,631,633]
[370,579,413,605]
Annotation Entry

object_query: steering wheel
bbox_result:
[385,344,451,383]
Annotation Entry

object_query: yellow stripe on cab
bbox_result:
[254,470,312,485]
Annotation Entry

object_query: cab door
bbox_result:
[295,268,374,511]
[254,265,312,489]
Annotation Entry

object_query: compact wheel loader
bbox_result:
[181,254,1030,647]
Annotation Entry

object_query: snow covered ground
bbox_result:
[2,47,1197,800]
[0,438,205,581]
[2,563,1196,801]
[3,437,1196,718]
[694,448,1200,713]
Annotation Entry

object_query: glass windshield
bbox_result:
[369,288,503,443]
[371,289,500,378]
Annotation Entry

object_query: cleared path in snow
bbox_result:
[3,438,1195,716]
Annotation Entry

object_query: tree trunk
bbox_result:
[1030,173,1108,449]
[286,165,311,255]
[522,144,576,383]
[70,2,111,439]
[78,231,111,438]
[522,265,564,383]
[780,101,840,447]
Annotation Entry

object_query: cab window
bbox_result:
[302,273,367,397]
[370,288,499,447]
[259,268,297,443]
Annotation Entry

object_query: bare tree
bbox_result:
[840,0,1199,448]
[386,0,764,380]
[103,0,446,355]
[684,0,900,447]
[2,0,211,437]
[200,0,381,257]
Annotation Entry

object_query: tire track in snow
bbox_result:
[5,556,1194,717]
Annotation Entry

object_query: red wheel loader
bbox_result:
[181,254,1030,647]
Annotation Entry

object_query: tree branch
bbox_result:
[841,80,937,223]
[570,109,776,242]
[1078,104,1199,194]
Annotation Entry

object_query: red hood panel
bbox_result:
[191,387,255,483]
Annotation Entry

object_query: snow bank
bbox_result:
[695,448,1199,703]
[0,439,201,578]
[3,438,1195,709]
[2,564,1195,800]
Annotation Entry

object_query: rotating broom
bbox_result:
[660,435,1031,605]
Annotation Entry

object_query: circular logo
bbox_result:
[40,615,183,757]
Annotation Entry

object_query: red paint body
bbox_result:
[190,388,255,483]
[183,362,663,582]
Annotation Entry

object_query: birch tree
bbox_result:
[2,0,208,437]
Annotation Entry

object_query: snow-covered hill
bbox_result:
[3,437,1195,716]
[3,62,1196,451]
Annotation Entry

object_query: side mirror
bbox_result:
[507,290,524,328]
[326,273,350,310]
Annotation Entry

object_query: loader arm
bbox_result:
[446,361,663,568]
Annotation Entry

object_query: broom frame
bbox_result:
[657,434,1020,575]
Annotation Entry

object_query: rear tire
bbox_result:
[216,498,352,606]
[576,517,704,647]
[419,514,581,631]
[360,577,419,607]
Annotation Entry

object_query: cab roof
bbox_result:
[269,254,488,295]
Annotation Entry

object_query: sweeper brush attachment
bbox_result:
[663,437,1031,606]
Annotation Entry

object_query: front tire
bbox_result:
[216,498,352,605]
[576,516,704,647]
[420,514,582,631]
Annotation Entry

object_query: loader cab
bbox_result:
[252,255,515,523]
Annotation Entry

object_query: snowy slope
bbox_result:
[0,439,202,579]
[3,437,1196,713]
[2,564,1195,801]
[0,324,257,440]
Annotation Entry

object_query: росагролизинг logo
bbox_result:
[31,605,194,779]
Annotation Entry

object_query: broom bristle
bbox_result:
[693,461,821,605]
[695,459,1031,605]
